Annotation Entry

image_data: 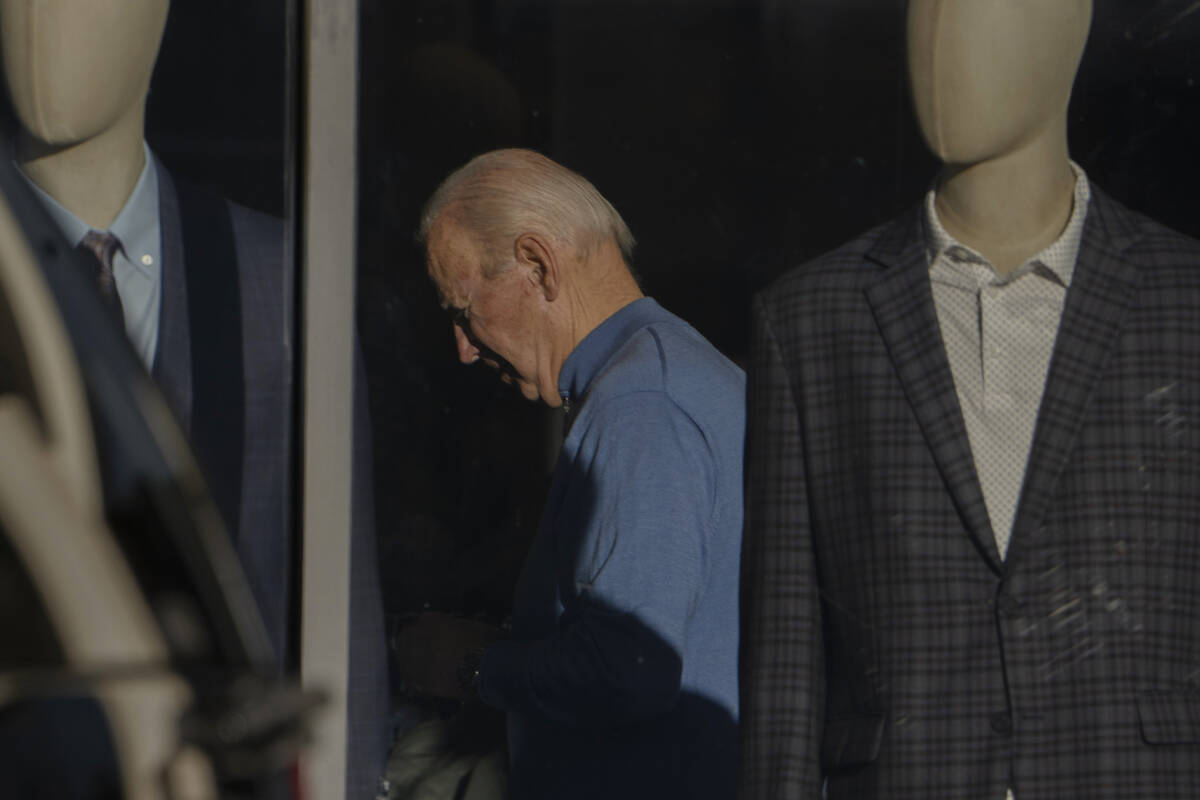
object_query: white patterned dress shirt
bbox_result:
[924,164,1090,800]
[924,163,1089,559]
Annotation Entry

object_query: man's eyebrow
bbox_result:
[439,295,467,313]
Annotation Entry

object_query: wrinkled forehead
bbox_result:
[424,219,476,304]
[423,248,455,308]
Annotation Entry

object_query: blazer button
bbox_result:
[997,595,1023,618]
[990,712,1013,735]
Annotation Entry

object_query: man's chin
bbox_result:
[495,371,541,402]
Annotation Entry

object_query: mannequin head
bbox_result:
[907,0,1092,165]
[0,0,169,145]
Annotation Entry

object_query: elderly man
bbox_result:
[417,148,745,799]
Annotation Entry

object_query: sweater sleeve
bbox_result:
[477,390,715,728]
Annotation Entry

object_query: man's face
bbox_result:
[426,219,552,405]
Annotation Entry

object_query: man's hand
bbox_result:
[391,612,505,701]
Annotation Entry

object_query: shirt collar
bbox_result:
[923,160,1091,287]
[20,169,91,247]
[557,296,668,407]
[17,142,159,279]
[108,143,159,279]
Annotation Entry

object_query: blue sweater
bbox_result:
[478,298,746,799]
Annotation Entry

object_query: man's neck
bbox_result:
[550,247,644,391]
[565,262,643,352]
[935,124,1076,275]
[17,103,146,231]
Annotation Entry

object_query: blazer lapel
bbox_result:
[1006,188,1143,563]
[864,210,1002,572]
[150,157,193,431]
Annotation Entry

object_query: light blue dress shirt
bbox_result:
[21,142,163,368]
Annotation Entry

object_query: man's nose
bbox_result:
[454,323,479,364]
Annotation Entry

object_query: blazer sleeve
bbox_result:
[738,294,825,799]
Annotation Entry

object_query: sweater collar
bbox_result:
[557,297,667,408]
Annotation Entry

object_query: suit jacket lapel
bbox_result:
[1006,188,1143,563]
[864,209,1002,572]
[151,157,193,431]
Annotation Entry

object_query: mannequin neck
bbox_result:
[934,122,1076,275]
[16,99,147,231]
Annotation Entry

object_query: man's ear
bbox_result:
[514,232,560,302]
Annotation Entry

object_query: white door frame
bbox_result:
[300,1,359,797]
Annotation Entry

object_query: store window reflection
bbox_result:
[0,1,400,797]
[0,0,313,764]
[2,0,294,664]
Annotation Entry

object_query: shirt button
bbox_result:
[990,712,1013,735]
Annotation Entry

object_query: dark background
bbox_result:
[355,0,1200,643]
[139,0,1200,691]
[147,3,290,216]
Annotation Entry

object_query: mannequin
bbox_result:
[908,0,1089,274]
[739,0,1200,796]
[1,0,165,229]
[1,3,392,798]
[1,0,270,651]
[2,0,167,366]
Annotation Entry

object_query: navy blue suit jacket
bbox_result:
[151,159,391,798]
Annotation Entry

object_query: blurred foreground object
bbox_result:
[0,146,322,798]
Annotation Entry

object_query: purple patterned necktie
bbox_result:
[78,230,125,322]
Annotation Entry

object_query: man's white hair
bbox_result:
[418,148,636,276]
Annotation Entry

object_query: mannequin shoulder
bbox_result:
[224,199,284,270]
[1087,185,1200,281]
[224,199,283,247]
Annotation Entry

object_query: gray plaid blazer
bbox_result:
[738,185,1200,799]
[151,159,391,798]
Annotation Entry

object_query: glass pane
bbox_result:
[0,2,331,795]
[1,0,297,662]
[360,0,1200,794]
